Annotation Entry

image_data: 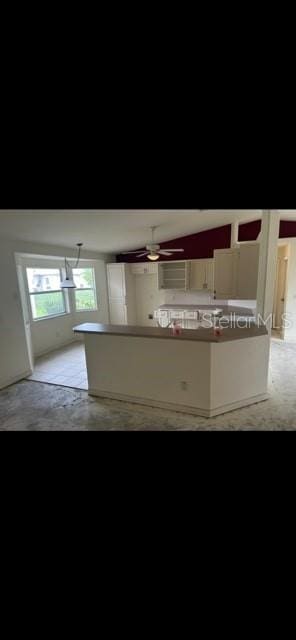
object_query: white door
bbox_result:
[273,257,288,333]
[189,261,207,290]
[17,265,34,372]
[107,264,126,300]
[214,250,239,299]
[109,301,127,325]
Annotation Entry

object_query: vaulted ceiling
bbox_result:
[0,210,296,253]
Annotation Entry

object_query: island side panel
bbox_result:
[84,334,212,413]
[210,335,270,414]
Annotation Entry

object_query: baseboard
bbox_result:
[88,388,269,418]
[0,369,33,391]
[208,394,269,417]
[34,338,78,359]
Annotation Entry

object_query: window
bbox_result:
[73,268,97,311]
[26,268,67,320]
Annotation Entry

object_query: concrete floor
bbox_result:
[1,338,296,430]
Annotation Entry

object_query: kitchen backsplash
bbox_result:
[162,290,257,310]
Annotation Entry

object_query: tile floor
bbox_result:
[28,342,88,390]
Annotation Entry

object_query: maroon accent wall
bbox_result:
[238,220,262,242]
[116,224,232,263]
[279,220,296,238]
[117,219,296,263]
[238,219,296,241]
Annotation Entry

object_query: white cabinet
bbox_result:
[206,260,215,293]
[237,244,260,300]
[109,301,127,325]
[131,263,158,275]
[214,249,239,299]
[189,260,214,292]
[107,263,126,300]
[158,261,188,290]
[214,244,260,300]
[107,263,136,325]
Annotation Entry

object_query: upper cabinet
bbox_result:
[214,244,260,300]
[214,249,239,299]
[237,244,260,300]
[189,259,214,292]
[158,261,189,290]
[131,263,158,275]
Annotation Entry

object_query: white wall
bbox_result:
[0,237,113,389]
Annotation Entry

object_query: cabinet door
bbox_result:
[109,301,127,325]
[131,263,158,275]
[131,264,143,275]
[237,244,260,299]
[214,250,239,299]
[189,261,207,290]
[205,260,214,292]
[107,264,126,300]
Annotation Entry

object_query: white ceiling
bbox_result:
[0,210,296,253]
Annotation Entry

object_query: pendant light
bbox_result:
[60,243,83,289]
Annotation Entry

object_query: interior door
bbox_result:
[17,264,34,372]
[273,257,288,332]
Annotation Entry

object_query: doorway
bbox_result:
[273,245,289,340]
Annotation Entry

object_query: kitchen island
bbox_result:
[73,322,269,418]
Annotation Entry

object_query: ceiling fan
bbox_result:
[122,226,185,261]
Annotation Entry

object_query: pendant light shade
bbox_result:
[60,243,83,289]
[60,276,76,289]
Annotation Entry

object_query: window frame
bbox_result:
[72,267,98,313]
[26,267,69,322]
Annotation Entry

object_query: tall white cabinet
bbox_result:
[107,263,136,325]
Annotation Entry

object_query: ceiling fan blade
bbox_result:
[121,250,147,255]
[136,252,149,258]
[159,249,184,255]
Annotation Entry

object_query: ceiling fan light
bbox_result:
[147,253,160,261]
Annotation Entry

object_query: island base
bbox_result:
[88,388,269,418]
